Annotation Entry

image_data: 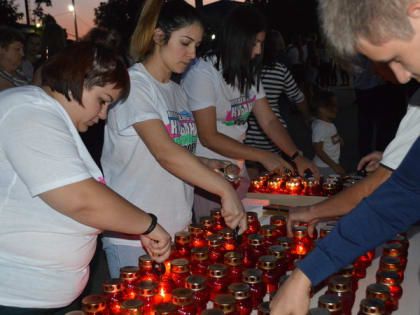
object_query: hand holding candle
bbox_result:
[139,223,172,263]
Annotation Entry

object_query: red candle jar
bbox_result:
[303,177,322,196]
[82,295,108,315]
[170,258,190,288]
[322,179,338,197]
[201,310,225,315]
[366,283,393,315]
[103,279,124,314]
[357,298,385,315]
[153,302,178,315]
[188,224,206,248]
[121,300,144,315]
[377,256,403,282]
[336,264,358,292]
[291,226,312,261]
[186,275,210,314]
[211,208,227,232]
[308,308,330,315]
[257,301,270,315]
[241,212,261,248]
[260,225,278,249]
[172,232,191,260]
[135,280,162,314]
[220,227,237,252]
[386,234,409,255]
[171,288,196,315]
[190,246,210,277]
[326,275,355,315]
[267,245,287,278]
[249,179,264,193]
[224,251,244,283]
[276,237,294,271]
[120,266,140,301]
[353,250,374,279]
[296,222,318,240]
[270,215,287,237]
[286,176,303,195]
[138,255,159,283]
[319,225,334,239]
[242,269,266,309]
[200,216,216,237]
[244,234,265,268]
[376,271,402,311]
[214,294,239,315]
[318,294,343,315]
[208,263,229,301]
[157,275,173,303]
[267,178,282,193]
[382,243,407,271]
[228,283,253,315]
[258,255,282,294]
[207,234,225,263]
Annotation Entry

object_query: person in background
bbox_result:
[0,41,171,314]
[311,90,345,177]
[20,33,42,82]
[0,26,28,91]
[101,0,246,278]
[245,29,311,178]
[270,0,420,313]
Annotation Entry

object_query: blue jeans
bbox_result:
[102,237,147,279]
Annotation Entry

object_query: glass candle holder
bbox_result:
[296,221,318,240]
[326,275,355,315]
[138,255,159,283]
[257,255,282,294]
[135,280,162,314]
[377,256,403,282]
[207,234,225,263]
[353,250,375,279]
[319,225,334,239]
[208,263,229,302]
[303,177,322,196]
[382,243,407,271]
[242,269,266,309]
[322,179,338,197]
[214,294,239,315]
[121,300,144,315]
[241,212,261,248]
[244,234,265,268]
[224,251,244,283]
[171,288,196,315]
[376,271,402,311]
[267,178,282,193]
[220,227,237,252]
[170,258,190,288]
[103,279,124,315]
[336,264,358,292]
[249,179,265,193]
[318,294,343,315]
[366,283,393,315]
[257,301,270,315]
[357,298,385,315]
[186,275,210,314]
[82,295,108,315]
[228,283,253,315]
[211,208,227,232]
[153,302,177,315]
[276,237,294,271]
[291,226,312,261]
[157,275,173,304]
[260,224,278,249]
[200,216,216,237]
[386,234,409,255]
[120,266,140,301]
[173,232,191,260]
[190,246,210,277]
[188,224,206,248]
[267,245,287,278]
[270,215,287,237]
[286,176,303,195]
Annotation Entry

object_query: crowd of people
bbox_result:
[1,0,420,314]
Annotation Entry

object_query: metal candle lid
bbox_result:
[138,254,153,269]
[186,275,207,291]
[383,243,403,257]
[174,231,191,245]
[293,226,309,237]
[359,298,385,315]
[103,278,124,293]
[171,288,194,306]
[228,282,250,300]
[211,208,223,219]
[224,251,243,266]
[191,246,209,261]
[170,258,190,274]
[377,271,401,285]
[320,225,334,238]
[224,163,240,182]
[200,216,215,228]
[120,266,139,281]
[136,280,158,297]
[366,283,390,302]
[209,263,228,278]
[214,294,236,312]
[246,211,259,222]
[258,255,277,270]
[207,234,223,247]
[247,233,264,246]
[268,245,286,260]
[328,275,351,293]
[188,223,204,235]
[242,268,263,284]
[260,224,277,237]
[380,256,401,270]
[153,302,178,314]
[121,299,144,313]
[337,264,354,278]
[82,294,107,312]
[220,227,234,239]
[308,308,330,315]
[277,237,291,249]
[318,294,342,312]
[270,215,286,226]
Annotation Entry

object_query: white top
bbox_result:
[311,119,341,167]
[381,104,420,170]
[181,57,265,168]
[101,63,197,245]
[0,86,102,308]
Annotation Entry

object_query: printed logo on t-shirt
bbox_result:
[223,95,256,126]
[166,110,197,153]
[331,134,340,145]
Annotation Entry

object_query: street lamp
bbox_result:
[68,1,79,41]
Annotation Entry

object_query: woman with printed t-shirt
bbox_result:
[181,5,319,220]
[0,42,171,314]
[101,0,246,278]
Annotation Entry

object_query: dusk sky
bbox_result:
[15,0,239,39]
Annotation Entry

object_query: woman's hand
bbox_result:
[294,155,320,180]
[287,206,318,238]
[140,223,172,263]
[270,268,311,315]
[357,151,383,172]
[260,151,294,175]
[220,188,247,234]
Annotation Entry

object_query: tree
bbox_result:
[94,0,145,45]
[0,0,24,26]
[32,0,52,24]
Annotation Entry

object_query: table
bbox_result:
[247,192,327,207]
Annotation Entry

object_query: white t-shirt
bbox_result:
[381,104,420,170]
[181,57,265,168]
[101,63,197,245]
[0,86,102,308]
[312,119,341,168]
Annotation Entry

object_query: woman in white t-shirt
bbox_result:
[101,0,246,278]
[0,42,172,314]
[181,5,319,220]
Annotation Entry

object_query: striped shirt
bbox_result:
[245,62,304,153]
